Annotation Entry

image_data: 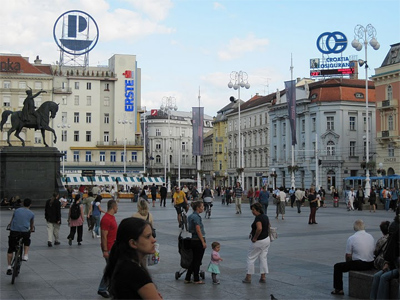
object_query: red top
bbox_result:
[100,213,118,252]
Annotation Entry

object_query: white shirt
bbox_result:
[279,191,286,202]
[345,230,375,262]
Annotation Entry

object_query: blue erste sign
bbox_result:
[123,70,135,112]
[316,31,347,54]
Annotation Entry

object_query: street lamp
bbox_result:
[118,118,133,174]
[160,96,177,193]
[57,122,70,176]
[271,168,276,190]
[228,71,250,188]
[140,106,147,174]
[352,24,380,197]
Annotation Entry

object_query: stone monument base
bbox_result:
[0,147,65,207]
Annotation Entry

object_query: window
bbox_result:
[301,119,305,132]
[350,141,356,156]
[121,151,125,162]
[73,151,79,162]
[74,95,79,105]
[274,145,277,160]
[3,81,11,88]
[104,113,109,124]
[104,131,109,142]
[62,97,67,105]
[182,129,186,137]
[3,96,10,107]
[327,116,334,130]
[34,132,42,144]
[61,150,67,162]
[61,112,67,123]
[282,122,286,136]
[74,131,79,142]
[74,82,79,89]
[104,83,110,91]
[100,152,106,162]
[110,151,116,162]
[156,155,161,163]
[86,82,91,90]
[387,85,393,100]
[19,81,26,89]
[156,143,161,150]
[388,143,394,157]
[74,112,79,123]
[312,117,316,131]
[349,116,356,130]
[131,152,137,162]
[327,141,335,156]
[86,131,91,142]
[273,123,277,137]
[86,151,92,162]
[182,142,187,151]
[156,129,161,136]
[388,115,394,131]
[86,113,91,123]
[61,130,67,142]
[34,81,42,89]
[86,96,91,106]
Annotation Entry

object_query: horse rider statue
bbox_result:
[22,87,47,129]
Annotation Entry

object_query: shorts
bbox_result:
[8,231,31,253]
[174,202,188,214]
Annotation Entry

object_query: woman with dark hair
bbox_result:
[184,200,206,284]
[242,202,271,284]
[308,187,318,224]
[104,217,162,299]
[88,195,106,238]
[67,194,84,246]
[369,187,377,212]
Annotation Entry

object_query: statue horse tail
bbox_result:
[0,110,13,131]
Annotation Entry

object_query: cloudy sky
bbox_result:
[1,0,399,116]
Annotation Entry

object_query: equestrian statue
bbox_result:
[0,88,59,147]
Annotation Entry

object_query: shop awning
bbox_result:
[61,176,165,186]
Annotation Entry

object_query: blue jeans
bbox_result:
[98,257,109,292]
[93,215,100,236]
[370,269,399,299]
[261,203,268,215]
[385,199,390,211]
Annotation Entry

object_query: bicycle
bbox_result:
[204,201,212,219]
[11,235,24,284]
[176,204,189,231]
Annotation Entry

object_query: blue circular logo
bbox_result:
[53,10,99,56]
[316,31,347,54]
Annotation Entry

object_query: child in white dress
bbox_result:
[207,242,223,284]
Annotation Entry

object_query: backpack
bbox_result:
[70,203,81,220]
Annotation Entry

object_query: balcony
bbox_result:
[53,87,72,94]
[215,137,224,142]
[377,98,398,110]
[96,140,144,147]
[377,130,397,139]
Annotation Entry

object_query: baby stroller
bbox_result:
[175,231,205,280]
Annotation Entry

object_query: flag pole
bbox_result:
[290,54,296,189]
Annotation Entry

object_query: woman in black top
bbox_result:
[242,203,271,284]
[369,187,377,212]
[104,217,162,300]
[308,187,318,224]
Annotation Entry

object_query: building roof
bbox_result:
[0,54,52,75]
[380,42,400,67]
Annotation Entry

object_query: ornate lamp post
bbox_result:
[57,122,70,176]
[228,71,250,188]
[352,24,380,197]
[118,118,133,174]
[160,96,177,192]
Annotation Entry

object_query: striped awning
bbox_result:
[61,176,165,186]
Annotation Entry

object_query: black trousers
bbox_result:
[68,225,83,243]
[185,239,205,282]
[333,260,373,290]
[160,196,166,207]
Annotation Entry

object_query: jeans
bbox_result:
[185,239,205,282]
[296,200,302,213]
[385,199,390,211]
[98,257,109,292]
[261,203,268,215]
[93,215,101,236]
[370,269,399,299]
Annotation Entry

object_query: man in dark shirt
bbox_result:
[233,181,244,214]
[150,184,158,207]
[159,184,167,207]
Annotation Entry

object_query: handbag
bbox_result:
[374,240,388,270]
[147,243,160,266]
[269,227,278,242]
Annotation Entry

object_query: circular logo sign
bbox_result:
[53,10,99,56]
[316,31,347,54]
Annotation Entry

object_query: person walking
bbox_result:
[356,186,364,211]
[233,182,244,214]
[308,187,318,224]
[258,186,269,215]
[82,192,95,230]
[207,241,223,284]
[159,183,167,207]
[347,188,356,211]
[295,188,304,214]
[97,200,119,298]
[67,195,84,246]
[184,200,206,284]
[88,195,106,238]
[150,183,158,207]
[247,187,254,208]
[276,187,286,220]
[369,187,377,213]
[44,193,61,247]
[242,203,271,284]
[331,219,375,296]
[132,199,154,227]
[103,217,162,299]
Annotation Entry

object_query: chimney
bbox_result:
[34,55,42,64]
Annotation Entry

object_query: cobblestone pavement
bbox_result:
[1,196,395,300]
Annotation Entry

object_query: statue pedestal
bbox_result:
[0,147,65,207]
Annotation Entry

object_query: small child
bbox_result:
[207,241,223,284]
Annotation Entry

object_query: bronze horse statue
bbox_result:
[0,101,59,147]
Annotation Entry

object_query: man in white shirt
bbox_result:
[347,188,356,211]
[331,219,375,295]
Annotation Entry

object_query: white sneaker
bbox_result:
[97,235,101,238]
[92,231,96,239]
[22,255,28,261]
